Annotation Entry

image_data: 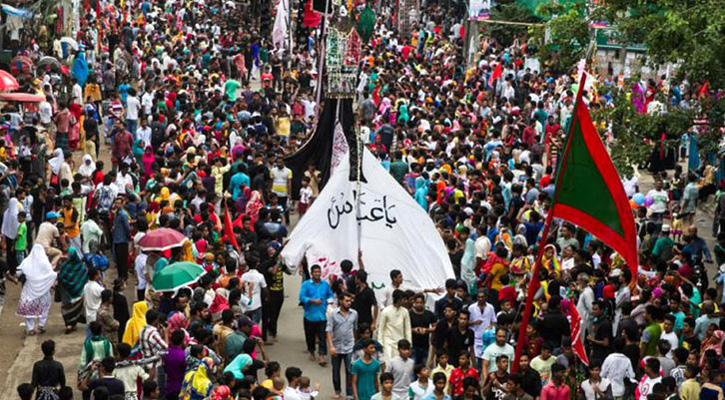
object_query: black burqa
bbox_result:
[285,98,365,200]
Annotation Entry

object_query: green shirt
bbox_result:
[224,331,248,361]
[224,80,241,102]
[352,358,381,400]
[641,322,662,357]
[652,236,675,260]
[389,161,409,184]
[15,222,27,251]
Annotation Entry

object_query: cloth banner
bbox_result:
[282,148,454,293]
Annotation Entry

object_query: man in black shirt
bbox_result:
[31,340,66,399]
[539,296,571,351]
[409,293,437,365]
[352,271,378,328]
[434,279,463,320]
[587,300,613,362]
[516,353,542,399]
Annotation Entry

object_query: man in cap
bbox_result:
[35,211,64,266]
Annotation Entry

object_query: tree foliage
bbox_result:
[590,85,694,177]
[530,2,589,74]
[485,3,540,48]
[599,0,725,89]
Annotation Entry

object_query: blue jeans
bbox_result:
[246,308,262,324]
[331,353,352,395]
[413,346,429,366]
[126,119,138,135]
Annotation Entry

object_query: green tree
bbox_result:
[485,3,540,48]
[600,0,725,89]
[590,85,694,177]
[530,2,589,74]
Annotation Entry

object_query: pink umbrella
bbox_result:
[0,70,19,92]
[137,228,187,251]
[0,92,43,102]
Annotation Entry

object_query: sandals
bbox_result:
[27,329,36,336]
[38,327,46,334]
[65,325,76,334]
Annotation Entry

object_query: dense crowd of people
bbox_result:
[0,0,723,399]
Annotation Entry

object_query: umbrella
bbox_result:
[152,261,205,292]
[0,93,44,102]
[10,55,32,75]
[137,228,187,251]
[0,70,19,92]
[37,56,62,70]
[60,37,79,50]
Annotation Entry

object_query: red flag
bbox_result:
[699,80,710,100]
[569,300,590,366]
[488,62,502,89]
[224,206,241,251]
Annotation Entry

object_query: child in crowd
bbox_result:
[15,211,27,265]
[299,176,313,216]
[297,376,320,400]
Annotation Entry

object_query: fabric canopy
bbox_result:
[282,147,454,294]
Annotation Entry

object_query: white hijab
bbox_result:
[20,244,57,300]
[77,154,96,177]
[48,148,64,175]
[1,198,19,239]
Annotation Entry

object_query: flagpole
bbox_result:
[512,72,588,372]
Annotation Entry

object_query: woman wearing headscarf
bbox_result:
[57,246,88,333]
[181,357,214,400]
[122,301,148,346]
[16,244,58,335]
[166,312,191,345]
[77,154,96,178]
[413,177,428,210]
[142,145,155,180]
[2,197,21,274]
[700,328,724,367]
[48,148,64,187]
[541,244,561,278]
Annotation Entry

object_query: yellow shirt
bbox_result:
[60,206,80,238]
[275,117,291,137]
[681,379,700,400]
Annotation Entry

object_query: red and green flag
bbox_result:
[550,92,638,273]
[514,74,637,370]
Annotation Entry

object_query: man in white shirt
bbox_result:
[39,96,53,126]
[469,292,497,362]
[241,264,267,324]
[601,339,636,398]
[83,268,105,323]
[125,88,141,136]
[72,78,84,105]
[114,163,134,192]
[137,117,152,148]
[646,179,669,224]
[141,90,154,116]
